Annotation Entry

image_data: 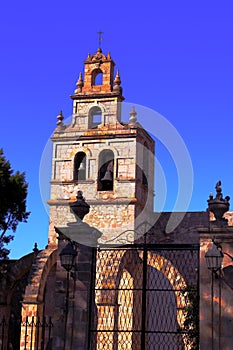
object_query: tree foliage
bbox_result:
[0,148,30,259]
[181,284,199,349]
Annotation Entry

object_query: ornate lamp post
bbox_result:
[205,181,230,349]
[205,243,223,271]
[59,242,77,350]
[55,191,101,348]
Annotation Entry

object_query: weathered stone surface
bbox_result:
[199,228,233,349]
[4,48,233,350]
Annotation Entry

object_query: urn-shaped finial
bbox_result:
[70,191,90,220]
[207,181,230,226]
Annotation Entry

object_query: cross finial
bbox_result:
[97,30,103,48]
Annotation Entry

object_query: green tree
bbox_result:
[181,284,199,349]
[0,148,30,259]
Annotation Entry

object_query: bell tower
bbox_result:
[48,48,155,245]
[70,47,124,131]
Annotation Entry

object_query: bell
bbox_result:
[79,161,86,170]
[101,169,113,183]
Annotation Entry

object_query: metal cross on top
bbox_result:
[97,30,103,48]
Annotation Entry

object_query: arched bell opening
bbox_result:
[92,68,103,86]
[89,106,102,129]
[142,142,149,186]
[97,150,114,191]
[74,152,86,181]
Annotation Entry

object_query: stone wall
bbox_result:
[49,124,155,245]
[199,227,233,350]
[0,252,35,349]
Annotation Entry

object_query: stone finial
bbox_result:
[70,190,90,220]
[86,53,91,61]
[75,72,84,93]
[207,181,230,226]
[33,243,39,254]
[113,69,122,92]
[114,70,121,84]
[56,110,64,126]
[129,106,137,126]
[55,190,102,246]
[107,51,111,60]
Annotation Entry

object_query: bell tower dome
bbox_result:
[48,48,154,245]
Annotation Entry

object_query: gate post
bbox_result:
[52,237,95,350]
[199,227,233,350]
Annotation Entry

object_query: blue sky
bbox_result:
[1,1,233,258]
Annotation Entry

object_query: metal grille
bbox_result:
[0,316,53,350]
[89,244,199,350]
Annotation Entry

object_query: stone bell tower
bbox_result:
[48,48,155,245]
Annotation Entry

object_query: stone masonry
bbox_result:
[48,48,154,246]
[1,47,232,350]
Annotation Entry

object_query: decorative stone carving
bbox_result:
[75,72,84,93]
[113,69,122,92]
[86,48,110,63]
[70,190,90,220]
[129,106,137,126]
[207,181,230,225]
[55,191,102,247]
[56,110,64,126]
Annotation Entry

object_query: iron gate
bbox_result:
[0,316,53,350]
[89,244,199,350]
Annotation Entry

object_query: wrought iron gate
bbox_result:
[89,244,199,350]
[0,316,53,350]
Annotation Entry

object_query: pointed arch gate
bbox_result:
[88,243,199,350]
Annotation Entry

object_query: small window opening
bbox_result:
[93,110,102,124]
[92,69,103,86]
[89,106,102,128]
[74,152,86,181]
[98,150,114,191]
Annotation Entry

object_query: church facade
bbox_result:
[1,48,233,350]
